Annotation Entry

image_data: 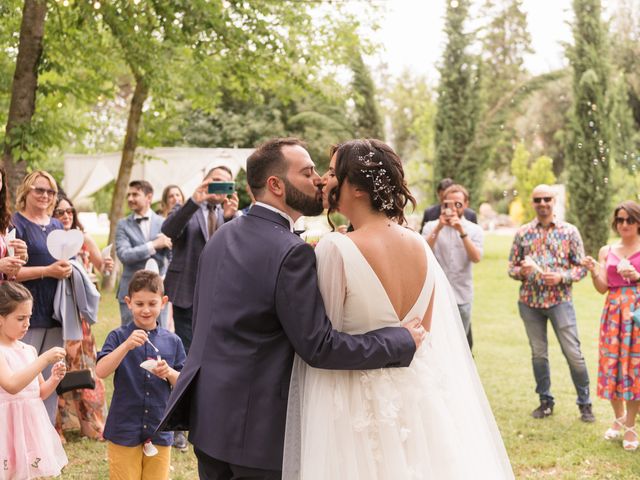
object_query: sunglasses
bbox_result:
[30,186,57,197]
[53,207,75,218]
[443,201,464,209]
[533,197,553,204]
[615,217,637,226]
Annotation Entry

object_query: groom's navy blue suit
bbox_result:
[159,205,416,472]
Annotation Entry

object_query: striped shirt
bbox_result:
[508,218,587,308]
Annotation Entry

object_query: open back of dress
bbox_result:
[284,232,514,479]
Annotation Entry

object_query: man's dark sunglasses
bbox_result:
[615,216,637,226]
[533,197,553,204]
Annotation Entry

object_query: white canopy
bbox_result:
[63,147,254,203]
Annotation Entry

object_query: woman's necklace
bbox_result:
[22,212,50,232]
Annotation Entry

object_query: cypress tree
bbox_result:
[566,0,611,255]
[434,0,481,203]
[350,51,384,140]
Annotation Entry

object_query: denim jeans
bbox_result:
[518,301,591,405]
[457,303,473,350]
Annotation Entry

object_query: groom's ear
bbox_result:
[266,175,285,198]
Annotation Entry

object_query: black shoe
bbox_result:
[531,400,554,419]
[579,404,596,423]
[173,431,188,451]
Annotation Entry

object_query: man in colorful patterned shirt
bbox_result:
[508,184,595,423]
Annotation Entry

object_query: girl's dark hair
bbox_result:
[328,139,416,226]
[612,201,640,234]
[0,282,33,317]
[55,196,84,231]
[0,166,12,233]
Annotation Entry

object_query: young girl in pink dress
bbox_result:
[0,282,68,479]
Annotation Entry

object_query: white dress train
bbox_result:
[283,232,514,479]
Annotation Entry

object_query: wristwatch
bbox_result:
[459,232,468,239]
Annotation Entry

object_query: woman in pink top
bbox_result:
[583,200,640,451]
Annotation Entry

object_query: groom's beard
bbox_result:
[283,178,324,217]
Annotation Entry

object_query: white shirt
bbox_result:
[254,201,294,232]
[134,210,155,255]
[422,218,483,305]
[200,202,221,234]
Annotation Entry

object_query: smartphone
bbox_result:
[208,181,235,195]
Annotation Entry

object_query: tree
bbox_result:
[384,71,437,205]
[1,0,47,190]
[478,0,534,173]
[434,0,482,203]
[350,50,384,139]
[566,0,612,255]
[480,0,533,108]
[70,1,329,251]
[510,142,556,221]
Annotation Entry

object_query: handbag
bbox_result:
[56,273,96,395]
[56,368,95,395]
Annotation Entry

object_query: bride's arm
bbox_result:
[314,237,346,331]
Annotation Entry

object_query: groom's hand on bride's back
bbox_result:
[402,318,426,349]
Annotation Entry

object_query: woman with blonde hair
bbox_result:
[12,170,72,424]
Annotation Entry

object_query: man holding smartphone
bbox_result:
[423,184,483,350]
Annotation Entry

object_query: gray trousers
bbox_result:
[22,326,64,425]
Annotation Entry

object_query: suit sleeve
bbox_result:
[161,199,200,240]
[115,220,154,265]
[275,242,415,370]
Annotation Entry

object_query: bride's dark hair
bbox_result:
[328,139,416,226]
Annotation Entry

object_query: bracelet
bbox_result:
[459,232,468,239]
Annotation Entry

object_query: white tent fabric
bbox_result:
[63,147,254,203]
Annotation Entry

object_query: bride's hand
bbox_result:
[402,318,426,350]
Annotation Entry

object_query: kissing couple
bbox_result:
[160,138,514,479]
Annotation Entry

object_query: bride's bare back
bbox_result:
[347,224,430,323]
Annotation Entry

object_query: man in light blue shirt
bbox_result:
[423,184,483,350]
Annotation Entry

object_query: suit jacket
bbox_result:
[158,205,416,471]
[161,199,233,309]
[115,211,169,302]
[420,204,478,232]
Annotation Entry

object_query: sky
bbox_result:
[373,0,576,80]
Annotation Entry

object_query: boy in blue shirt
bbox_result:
[97,270,186,480]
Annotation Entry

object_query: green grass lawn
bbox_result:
[62,234,637,478]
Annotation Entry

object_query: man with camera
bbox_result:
[162,166,239,355]
[423,184,483,350]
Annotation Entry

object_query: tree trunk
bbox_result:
[103,76,149,291]
[1,0,47,194]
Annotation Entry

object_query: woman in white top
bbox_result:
[283,139,513,479]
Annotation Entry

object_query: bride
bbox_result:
[283,139,513,479]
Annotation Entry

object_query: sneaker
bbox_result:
[579,404,596,423]
[531,399,554,419]
[173,431,188,451]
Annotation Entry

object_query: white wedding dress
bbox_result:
[283,232,514,479]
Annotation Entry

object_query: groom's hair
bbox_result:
[246,138,307,198]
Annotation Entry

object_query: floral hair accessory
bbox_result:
[359,151,395,211]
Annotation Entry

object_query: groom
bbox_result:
[159,138,425,479]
